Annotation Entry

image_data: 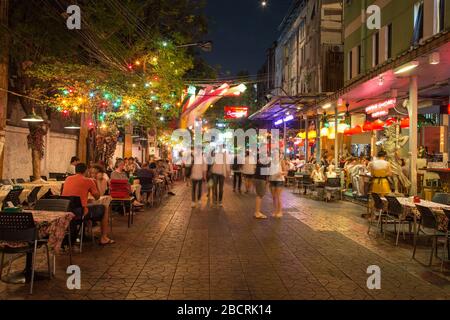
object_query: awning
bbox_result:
[249,93,329,122]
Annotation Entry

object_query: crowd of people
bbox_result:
[59,146,403,244]
[182,147,288,219]
[61,156,179,246]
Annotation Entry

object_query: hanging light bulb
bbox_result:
[22,109,44,123]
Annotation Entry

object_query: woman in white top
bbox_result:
[242,151,256,193]
[190,150,207,208]
[269,153,287,218]
[311,164,325,183]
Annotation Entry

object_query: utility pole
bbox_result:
[0,0,9,178]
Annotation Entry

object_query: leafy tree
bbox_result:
[4,0,208,177]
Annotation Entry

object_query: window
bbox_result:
[372,32,380,67]
[413,1,424,45]
[435,0,446,34]
[357,45,361,74]
[386,24,393,60]
[348,50,353,80]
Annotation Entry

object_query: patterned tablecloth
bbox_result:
[20,182,63,199]
[0,188,31,204]
[382,197,450,231]
[0,210,74,253]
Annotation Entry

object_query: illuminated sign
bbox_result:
[365,98,396,118]
[274,115,294,126]
[224,106,249,119]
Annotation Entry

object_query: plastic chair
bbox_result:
[25,186,42,209]
[442,209,450,271]
[324,178,341,202]
[138,177,154,207]
[385,196,413,246]
[414,205,447,266]
[368,193,389,236]
[33,199,72,269]
[0,212,51,294]
[1,189,23,210]
[1,179,12,186]
[110,180,134,228]
[432,193,450,206]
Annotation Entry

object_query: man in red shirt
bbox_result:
[63,163,114,245]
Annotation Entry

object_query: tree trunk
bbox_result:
[0,0,9,178]
[31,148,41,181]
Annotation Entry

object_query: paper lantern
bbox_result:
[298,132,306,139]
[372,119,385,131]
[353,125,363,135]
[385,117,397,127]
[363,121,373,132]
[344,128,353,136]
[320,127,329,137]
[400,117,410,129]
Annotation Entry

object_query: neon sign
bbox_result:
[365,98,396,118]
[224,106,249,119]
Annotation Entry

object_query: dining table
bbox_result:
[0,210,74,284]
[380,196,450,244]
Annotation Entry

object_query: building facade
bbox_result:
[274,0,344,96]
[344,0,450,82]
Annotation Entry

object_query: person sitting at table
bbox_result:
[311,164,325,183]
[368,150,392,196]
[63,163,115,245]
[351,158,370,197]
[111,160,144,207]
[326,161,337,179]
[67,156,80,175]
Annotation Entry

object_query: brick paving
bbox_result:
[1,182,450,300]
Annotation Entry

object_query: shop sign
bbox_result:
[224,106,249,119]
[365,98,396,118]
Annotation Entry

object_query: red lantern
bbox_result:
[385,117,397,126]
[372,119,385,131]
[363,121,373,132]
[344,128,353,136]
[353,125,363,135]
[400,117,410,129]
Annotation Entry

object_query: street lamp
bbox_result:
[176,41,213,52]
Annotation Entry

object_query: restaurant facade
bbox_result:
[318,0,450,196]
[252,0,450,197]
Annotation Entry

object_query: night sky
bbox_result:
[203,0,292,76]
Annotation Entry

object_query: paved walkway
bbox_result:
[1,182,450,300]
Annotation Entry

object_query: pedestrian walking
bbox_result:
[253,154,269,219]
[191,148,207,208]
[269,151,287,218]
[242,151,256,193]
[211,146,230,207]
[232,154,243,193]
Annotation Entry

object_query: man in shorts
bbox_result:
[253,155,269,219]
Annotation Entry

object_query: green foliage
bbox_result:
[8,0,209,129]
